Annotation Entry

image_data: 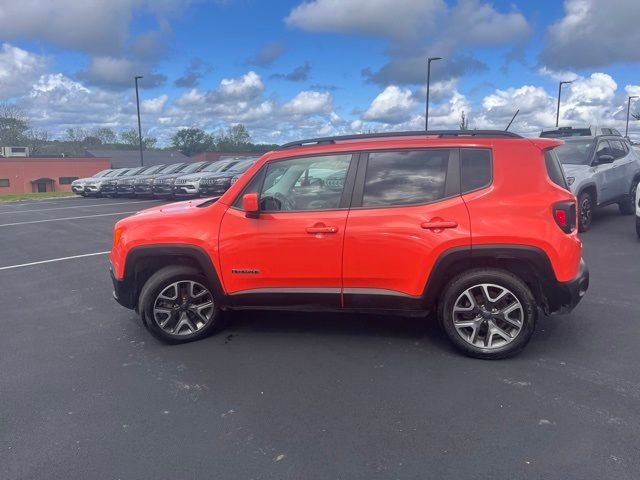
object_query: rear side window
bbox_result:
[362,149,448,207]
[460,149,492,193]
[545,150,568,189]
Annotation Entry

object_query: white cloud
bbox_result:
[286,0,446,39]
[540,0,640,69]
[288,0,530,86]
[141,94,168,114]
[219,71,264,99]
[79,55,166,90]
[281,91,334,116]
[362,86,417,123]
[0,43,49,98]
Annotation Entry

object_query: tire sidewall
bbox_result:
[578,191,592,232]
[139,267,221,344]
[438,269,537,359]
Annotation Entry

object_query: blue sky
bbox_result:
[1,0,640,145]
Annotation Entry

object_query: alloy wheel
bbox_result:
[153,281,215,336]
[452,283,524,349]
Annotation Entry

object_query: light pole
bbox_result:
[556,80,573,127]
[134,75,144,166]
[425,56,442,131]
[625,95,638,138]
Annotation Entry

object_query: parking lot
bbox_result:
[1,196,639,480]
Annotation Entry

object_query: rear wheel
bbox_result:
[619,179,638,215]
[578,191,593,232]
[138,265,224,343]
[438,269,537,359]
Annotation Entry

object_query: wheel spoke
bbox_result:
[153,280,214,336]
[453,290,477,312]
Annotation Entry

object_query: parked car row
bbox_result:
[71,157,259,199]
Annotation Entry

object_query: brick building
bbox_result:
[0,156,111,194]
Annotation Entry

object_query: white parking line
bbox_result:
[0,251,110,271]
[0,211,138,227]
[0,200,159,215]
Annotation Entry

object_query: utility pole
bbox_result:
[625,95,638,138]
[134,75,144,166]
[556,80,573,127]
[425,57,442,131]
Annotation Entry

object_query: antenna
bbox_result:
[505,109,519,131]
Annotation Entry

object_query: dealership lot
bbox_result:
[1,197,639,479]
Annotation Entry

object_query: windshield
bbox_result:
[180,162,207,174]
[93,169,112,178]
[141,164,165,175]
[158,163,185,174]
[114,169,131,176]
[125,166,146,176]
[202,160,237,172]
[554,140,595,165]
[227,158,257,173]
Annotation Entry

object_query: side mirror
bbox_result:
[597,154,614,164]
[242,192,259,217]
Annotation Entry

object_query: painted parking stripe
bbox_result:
[0,199,159,215]
[0,211,138,227]
[0,251,110,271]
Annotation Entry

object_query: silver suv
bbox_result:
[554,136,640,231]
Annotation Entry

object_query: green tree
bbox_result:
[120,128,157,149]
[215,124,252,151]
[93,127,117,144]
[459,111,469,130]
[171,128,215,156]
[0,103,30,146]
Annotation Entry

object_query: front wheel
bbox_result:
[578,191,593,232]
[438,269,537,359]
[619,179,638,215]
[138,266,224,343]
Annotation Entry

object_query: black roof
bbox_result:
[278,130,521,150]
[85,149,191,168]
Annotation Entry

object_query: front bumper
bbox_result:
[134,184,153,195]
[544,258,589,314]
[152,185,174,197]
[173,184,199,196]
[71,185,85,194]
[117,184,135,196]
[110,264,136,310]
[84,185,102,196]
[198,185,228,197]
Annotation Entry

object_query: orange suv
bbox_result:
[110,131,589,359]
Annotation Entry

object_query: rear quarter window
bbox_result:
[460,149,492,193]
[545,149,568,190]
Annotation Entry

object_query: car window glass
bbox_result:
[461,149,492,193]
[596,140,611,158]
[259,154,351,212]
[552,141,595,165]
[362,150,448,207]
[609,140,626,159]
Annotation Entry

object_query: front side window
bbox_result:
[258,154,351,212]
[596,140,612,158]
[609,139,627,159]
[362,149,448,207]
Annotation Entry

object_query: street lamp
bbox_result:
[625,95,638,138]
[134,75,144,166]
[556,80,573,127]
[425,56,443,131]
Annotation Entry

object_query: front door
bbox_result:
[593,140,619,203]
[342,148,472,309]
[219,152,355,308]
[37,182,47,193]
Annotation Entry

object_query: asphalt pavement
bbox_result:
[1,196,639,480]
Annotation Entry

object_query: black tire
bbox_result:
[138,265,225,343]
[636,216,640,238]
[578,191,593,232]
[619,179,638,215]
[438,268,537,360]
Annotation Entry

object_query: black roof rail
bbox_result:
[278,130,522,149]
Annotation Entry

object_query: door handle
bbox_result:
[421,220,458,230]
[306,225,338,234]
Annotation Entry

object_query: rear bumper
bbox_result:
[544,258,589,314]
[110,264,136,310]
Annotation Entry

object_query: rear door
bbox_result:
[342,148,472,310]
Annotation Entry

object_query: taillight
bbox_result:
[553,201,576,233]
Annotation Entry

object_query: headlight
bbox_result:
[566,176,575,186]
